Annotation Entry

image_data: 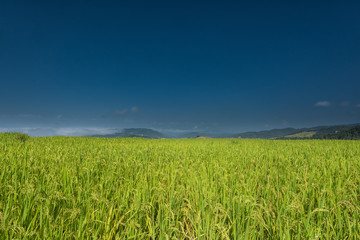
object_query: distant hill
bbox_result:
[177,132,219,138]
[320,125,360,140]
[307,124,359,138]
[91,128,164,139]
[227,124,360,139]
[277,124,359,139]
[229,128,300,139]
[282,131,317,139]
[89,124,360,139]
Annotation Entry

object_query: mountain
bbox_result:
[91,128,164,139]
[320,125,360,140]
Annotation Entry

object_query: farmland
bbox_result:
[1,133,360,239]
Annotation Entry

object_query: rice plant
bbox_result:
[0,134,359,239]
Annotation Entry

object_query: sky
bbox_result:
[1,0,360,135]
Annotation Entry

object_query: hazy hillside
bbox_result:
[91,128,164,139]
[177,132,226,139]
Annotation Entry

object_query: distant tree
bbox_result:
[14,133,30,143]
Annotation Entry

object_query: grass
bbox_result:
[0,133,360,239]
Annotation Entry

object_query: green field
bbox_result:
[1,133,360,239]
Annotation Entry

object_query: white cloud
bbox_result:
[314,101,331,107]
[357,104,360,108]
[131,106,139,113]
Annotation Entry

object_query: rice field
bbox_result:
[1,133,360,239]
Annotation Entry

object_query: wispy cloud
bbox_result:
[314,101,331,107]
[153,128,195,134]
[282,120,289,126]
[338,101,350,107]
[131,106,139,113]
[357,104,360,108]
[114,109,128,116]
[17,114,42,118]
[104,107,139,118]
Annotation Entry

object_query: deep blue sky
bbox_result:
[1,0,360,134]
